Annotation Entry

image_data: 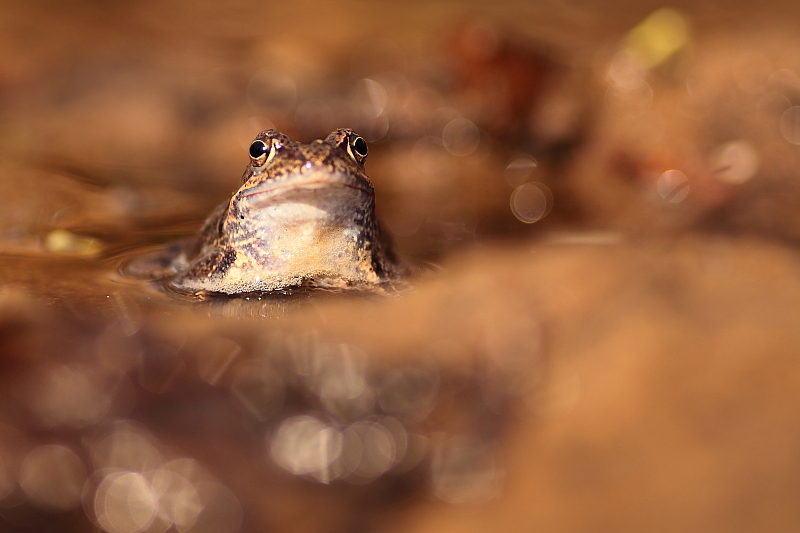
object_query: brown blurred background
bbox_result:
[2,0,800,532]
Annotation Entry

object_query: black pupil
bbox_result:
[249,140,268,159]
[353,137,367,157]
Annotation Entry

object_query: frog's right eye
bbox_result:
[249,139,277,164]
[249,140,267,158]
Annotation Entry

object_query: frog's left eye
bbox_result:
[346,136,368,164]
[249,139,277,165]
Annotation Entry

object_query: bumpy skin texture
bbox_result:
[166,129,399,294]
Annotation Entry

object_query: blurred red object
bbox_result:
[444,19,556,138]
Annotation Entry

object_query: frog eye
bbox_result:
[353,137,368,158]
[248,139,277,165]
[249,139,267,158]
[346,136,368,164]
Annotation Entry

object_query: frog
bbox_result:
[148,129,400,294]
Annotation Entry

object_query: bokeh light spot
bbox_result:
[145,469,201,531]
[656,170,690,202]
[442,118,480,157]
[510,182,553,223]
[91,422,163,473]
[270,415,344,483]
[95,471,157,533]
[780,106,800,145]
[354,78,388,117]
[712,140,759,184]
[504,156,538,187]
[19,444,86,511]
[606,48,647,91]
[341,421,396,481]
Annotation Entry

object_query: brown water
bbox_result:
[3,1,800,532]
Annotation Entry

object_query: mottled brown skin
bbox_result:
[166,129,399,294]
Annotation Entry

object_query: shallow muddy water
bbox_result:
[3,1,800,532]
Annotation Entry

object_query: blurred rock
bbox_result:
[565,23,800,244]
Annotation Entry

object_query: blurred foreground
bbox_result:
[2,0,800,532]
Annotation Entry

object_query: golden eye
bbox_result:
[346,136,368,163]
[352,136,367,158]
[248,139,278,164]
[249,140,267,158]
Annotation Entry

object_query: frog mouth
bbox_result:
[241,180,371,200]
[238,174,372,209]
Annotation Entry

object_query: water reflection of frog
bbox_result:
[161,129,399,294]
